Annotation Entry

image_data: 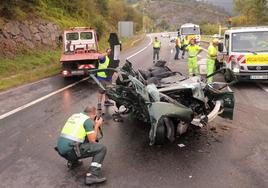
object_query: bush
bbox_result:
[200,23,219,35]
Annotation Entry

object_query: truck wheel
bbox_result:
[155,118,168,145]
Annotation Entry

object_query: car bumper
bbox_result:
[235,72,268,81]
[61,69,95,77]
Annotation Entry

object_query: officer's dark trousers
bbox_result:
[174,46,180,59]
[182,45,187,57]
[63,142,107,176]
[153,48,160,61]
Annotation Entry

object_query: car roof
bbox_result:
[225,26,268,34]
[180,23,199,28]
[64,27,95,32]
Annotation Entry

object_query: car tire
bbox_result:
[155,118,168,145]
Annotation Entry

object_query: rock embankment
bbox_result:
[0,20,61,57]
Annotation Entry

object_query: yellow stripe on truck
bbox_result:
[188,35,196,40]
[245,54,268,64]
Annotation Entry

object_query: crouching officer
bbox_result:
[56,106,107,185]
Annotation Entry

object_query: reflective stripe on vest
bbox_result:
[153,41,161,48]
[188,45,199,57]
[60,113,89,143]
[97,56,110,78]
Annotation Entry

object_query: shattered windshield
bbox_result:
[181,27,200,35]
[232,31,268,53]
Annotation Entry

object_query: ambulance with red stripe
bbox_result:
[223,27,268,82]
[59,27,100,77]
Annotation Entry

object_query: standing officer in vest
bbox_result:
[185,38,203,77]
[56,106,107,185]
[181,36,189,59]
[97,48,114,111]
[174,32,181,60]
[153,36,161,62]
[206,39,219,83]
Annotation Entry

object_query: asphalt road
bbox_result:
[0,34,268,188]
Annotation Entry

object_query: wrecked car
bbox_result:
[90,61,235,145]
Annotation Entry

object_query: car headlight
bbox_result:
[232,61,240,73]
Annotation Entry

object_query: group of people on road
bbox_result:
[152,33,220,83]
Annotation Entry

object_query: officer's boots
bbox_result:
[85,173,106,185]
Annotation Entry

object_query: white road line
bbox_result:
[0,77,89,120]
[0,36,152,120]
[126,35,152,60]
[258,83,268,93]
[0,76,53,96]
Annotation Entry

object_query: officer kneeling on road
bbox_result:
[55,106,107,185]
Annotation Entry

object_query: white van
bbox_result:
[180,23,201,44]
[223,27,268,81]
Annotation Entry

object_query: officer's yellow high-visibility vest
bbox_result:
[97,56,110,78]
[207,45,218,60]
[153,40,161,48]
[60,113,89,143]
[183,38,189,45]
[176,37,181,47]
[187,45,201,57]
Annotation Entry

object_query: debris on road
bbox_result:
[178,143,186,148]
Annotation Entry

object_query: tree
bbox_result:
[234,0,268,25]
[158,20,169,31]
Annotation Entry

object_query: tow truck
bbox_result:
[221,26,268,82]
[59,27,100,77]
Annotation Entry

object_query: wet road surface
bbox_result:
[0,34,268,188]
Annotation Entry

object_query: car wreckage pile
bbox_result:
[90,60,235,145]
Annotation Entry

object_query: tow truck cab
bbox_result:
[60,27,101,77]
[223,27,268,82]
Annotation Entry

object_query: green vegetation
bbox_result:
[0,0,142,35]
[232,0,268,26]
[0,50,61,90]
[0,35,145,91]
[0,0,144,90]
[200,23,219,35]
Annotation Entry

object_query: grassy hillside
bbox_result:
[0,0,143,90]
[131,0,229,32]
[0,0,142,38]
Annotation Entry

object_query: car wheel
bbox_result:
[155,118,168,145]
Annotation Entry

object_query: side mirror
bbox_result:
[218,42,224,52]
